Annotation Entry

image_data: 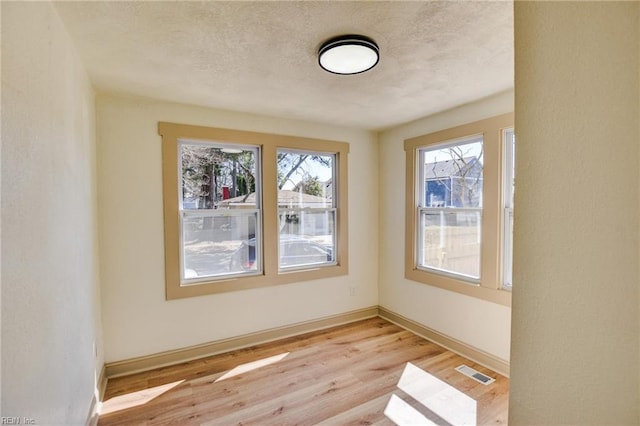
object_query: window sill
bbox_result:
[405,267,512,307]
[167,262,349,300]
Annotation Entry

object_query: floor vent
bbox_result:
[455,365,495,385]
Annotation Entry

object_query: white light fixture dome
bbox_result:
[318,35,379,75]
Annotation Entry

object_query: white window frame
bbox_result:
[178,140,262,285]
[416,136,484,283]
[276,149,338,272]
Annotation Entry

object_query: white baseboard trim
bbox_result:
[98,364,107,401]
[104,305,509,381]
[378,306,510,377]
[86,365,107,425]
[105,306,379,378]
[85,394,98,426]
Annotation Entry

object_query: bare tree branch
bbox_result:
[278,154,309,189]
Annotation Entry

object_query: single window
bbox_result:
[404,113,513,306]
[502,128,515,289]
[418,136,483,281]
[159,122,349,300]
[276,150,336,271]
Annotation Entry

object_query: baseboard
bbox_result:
[104,305,509,380]
[105,306,378,378]
[98,364,108,401]
[85,394,98,426]
[378,306,510,377]
[86,365,107,425]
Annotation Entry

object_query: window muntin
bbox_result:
[417,136,483,281]
[276,150,337,271]
[179,142,261,283]
[502,128,515,289]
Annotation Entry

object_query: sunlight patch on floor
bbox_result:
[385,362,477,426]
[384,394,438,425]
[99,379,185,416]
[215,352,290,383]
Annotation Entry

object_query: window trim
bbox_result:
[159,122,349,300]
[404,113,513,307]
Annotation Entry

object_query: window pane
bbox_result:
[179,142,261,283]
[181,144,258,209]
[503,128,515,288]
[182,212,259,281]
[278,210,336,269]
[277,151,334,208]
[420,210,481,279]
[276,149,337,271]
[422,137,483,208]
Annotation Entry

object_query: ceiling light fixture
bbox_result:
[318,35,379,75]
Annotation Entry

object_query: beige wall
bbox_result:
[1,2,103,423]
[510,2,639,424]
[96,95,379,363]
[0,1,3,411]
[378,91,514,363]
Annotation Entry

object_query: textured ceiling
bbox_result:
[54,1,513,131]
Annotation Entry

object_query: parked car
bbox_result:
[229,235,333,271]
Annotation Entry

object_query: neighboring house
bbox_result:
[323,179,333,203]
[424,156,483,208]
[291,178,333,203]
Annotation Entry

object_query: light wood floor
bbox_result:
[99,318,508,425]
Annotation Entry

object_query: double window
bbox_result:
[160,122,348,300]
[404,113,514,306]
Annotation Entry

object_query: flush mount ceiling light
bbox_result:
[318,35,379,75]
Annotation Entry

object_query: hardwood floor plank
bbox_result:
[316,393,394,426]
[99,318,508,425]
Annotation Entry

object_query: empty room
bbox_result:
[1,1,639,425]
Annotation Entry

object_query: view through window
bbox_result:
[403,113,513,306]
[180,142,261,282]
[502,128,515,289]
[418,136,484,280]
[276,150,336,270]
